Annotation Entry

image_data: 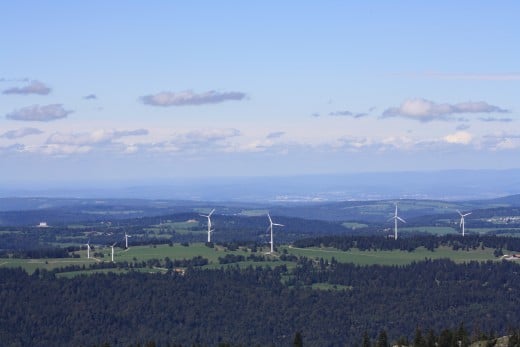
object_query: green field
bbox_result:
[145,220,203,235]
[115,243,251,263]
[342,222,368,230]
[399,226,458,235]
[0,242,510,275]
[283,245,500,265]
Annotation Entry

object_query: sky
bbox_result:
[1,1,519,184]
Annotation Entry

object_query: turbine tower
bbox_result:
[267,213,284,253]
[86,240,91,259]
[457,210,471,237]
[388,204,406,240]
[124,232,131,249]
[110,243,116,262]
[200,209,215,243]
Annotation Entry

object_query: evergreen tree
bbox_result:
[361,330,371,347]
[414,327,426,347]
[456,323,469,347]
[361,331,371,347]
[438,329,453,347]
[293,331,303,347]
[376,330,389,347]
[426,329,436,347]
[509,329,520,347]
[396,336,409,347]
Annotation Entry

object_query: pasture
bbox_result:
[284,245,499,266]
[0,242,507,275]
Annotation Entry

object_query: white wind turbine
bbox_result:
[124,232,131,249]
[457,210,471,237]
[200,209,215,243]
[110,243,116,262]
[388,204,406,240]
[267,213,284,253]
[86,240,91,259]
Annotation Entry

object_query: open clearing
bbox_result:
[284,246,499,265]
[0,243,507,274]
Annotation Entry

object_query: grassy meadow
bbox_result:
[0,241,510,275]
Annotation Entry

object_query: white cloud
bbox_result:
[482,133,520,150]
[6,104,72,122]
[141,90,246,106]
[266,131,285,139]
[329,110,368,118]
[456,124,471,131]
[169,128,240,150]
[2,80,51,95]
[424,72,520,81]
[330,110,352,117]
[1,127,43,139]
[3,81,51,95]
[47,128,148,146]
[479,117,513,123]
[382,98,509,122]
[138,128,242,154]
[443,131,472,145]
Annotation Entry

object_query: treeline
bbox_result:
[359,325,520,347]
[0,246,79,259]
[1,259,520,346]
[87,327,520,347]
[293,234,520,252]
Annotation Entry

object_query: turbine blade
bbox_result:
[209,209,215,217]
[397,217,406,223]
[267,213,273,224]
[273,223,284,227]
[463,212,472,217]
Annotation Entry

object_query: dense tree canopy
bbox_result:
[1,258,520,346]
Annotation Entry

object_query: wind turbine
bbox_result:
[86,240,91,259]
[267,213,284,253]
[110,243,116,262]
[457,210,471,236]
[200,209,215,243]
[388,204,406,240]
[124,232,131,249]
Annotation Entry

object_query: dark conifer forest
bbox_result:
[1,258,520,346]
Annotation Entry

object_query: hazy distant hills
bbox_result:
[1,193,520,226]
[2,169,520,202]
[272,195,520,223]
[471,194,520,206]
[1,169,519,226]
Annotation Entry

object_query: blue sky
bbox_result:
[1,1,519,183]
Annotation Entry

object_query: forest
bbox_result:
[1,258,520,346]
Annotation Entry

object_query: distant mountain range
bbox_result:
[0,193,519,226]
[1,169,520,202]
